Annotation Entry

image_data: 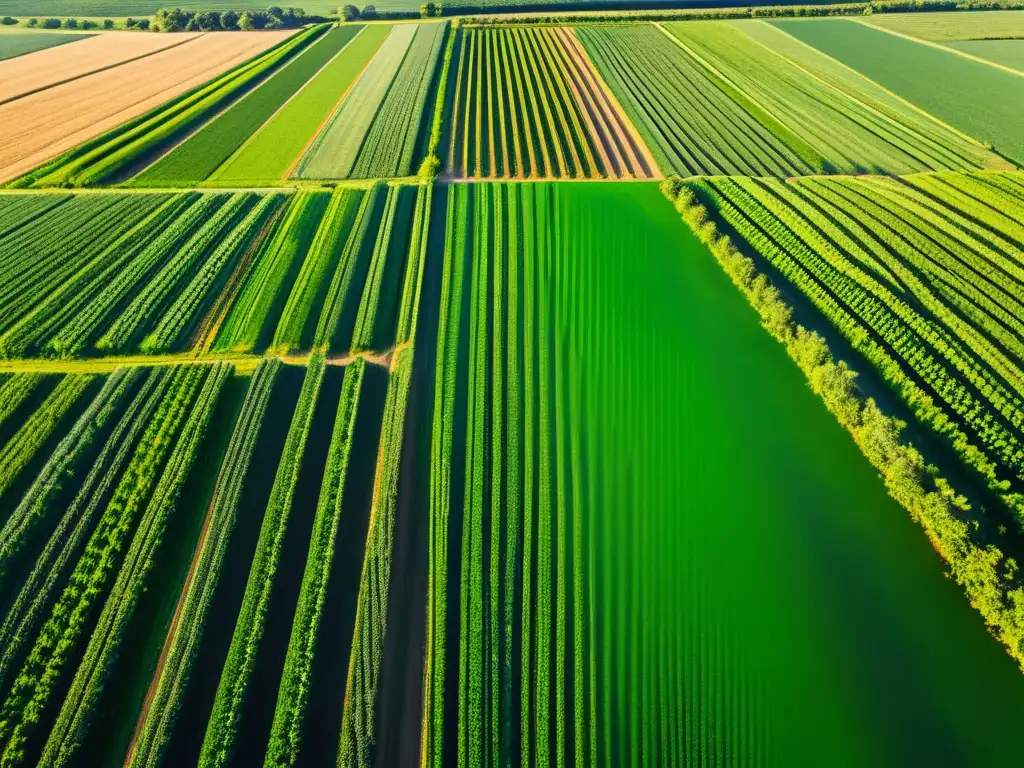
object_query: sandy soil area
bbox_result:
[0,31,293,184]
[0,31,204,104]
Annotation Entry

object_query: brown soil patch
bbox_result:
[557,27,662,179]
[0,31,294,184]
[0,31,204,105]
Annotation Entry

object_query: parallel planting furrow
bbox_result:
[293,25,419,180]
[577,24,814,176]
[448,27,655,180]
[39,363,229,768]
[126,360,281,768]
[215,191,332,353]
[200,356,326,768]
[421,182,599,767]
[0,364,217,767]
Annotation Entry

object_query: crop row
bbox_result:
[125,359,280,768]
[577,24,813,177]
[0,374,96,505]
[294,24,447,180]
[693,171,1024,517]
[200,355,327,768]
[448,27,656,179]
[234,184,425,356]
[0,363,228,767]
[0,185,428,359]
[40,364,230,768]
[664,21,1006,175]
[12,25,328,189]
[422,182,598,766]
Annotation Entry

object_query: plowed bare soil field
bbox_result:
[0,31,203,104]
[0,31,293,184]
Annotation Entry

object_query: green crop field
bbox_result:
[773,18,1024,165]
[0,31,90,61]
[578,24,812,176]
[4,6,1024,766]
[210,25,393,186]
[131,26,364,187]
[949,39,1024,71]
[864,10,1024,41]
[291,23,449,181]
[667,20,1009,174]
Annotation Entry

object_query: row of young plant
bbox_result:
[39,364,230,768]
[694,173,1024,516]
[0,194,171,353]
[0,372,133,586]
[795,176,1024,388]
[662,176,1024,670]
[219,183,425,357]
[421,182,594,767]
[0,374,96,504]
[450,27,636,179]
[0,370,167,695]
[0,374,44,436]
[576,24,814,177]
[0,195,70,242]
[0,362,229,767]
[126,359,281,768]
[200,354,327,768]
[9,25,329,189]
[0,191,323,358]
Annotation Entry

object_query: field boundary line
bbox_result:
[0,32,207,108]
[0,349,397,374]
[282,25,395,182]
[853,18,1024,79]
[207,25,369,185]
[754,20,994,151]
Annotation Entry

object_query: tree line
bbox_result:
[155,6,327,31]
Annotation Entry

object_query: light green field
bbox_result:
[209,25,393,186]
[864,10,1024,41]
[949,38,1024,71]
